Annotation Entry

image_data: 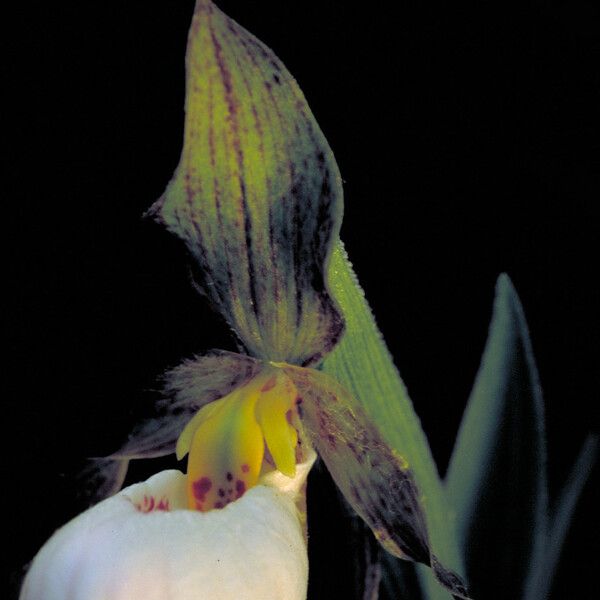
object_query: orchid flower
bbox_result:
[23,1,471,598]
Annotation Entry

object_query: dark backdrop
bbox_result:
[7,1,598,598]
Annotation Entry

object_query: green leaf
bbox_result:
[524,434,598,600]
[323,241,463,600]
[445,274,549,599]
[150,0,344,366]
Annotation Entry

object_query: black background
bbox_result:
[7,1,599,598]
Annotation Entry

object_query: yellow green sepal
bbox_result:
[149,0,344,367]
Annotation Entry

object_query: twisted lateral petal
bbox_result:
[283,365,472,600]
[113,352,261,463]
[78,352,260,507]
[149,0,344,366]
[21,464,314,600]
[163,351,262,411]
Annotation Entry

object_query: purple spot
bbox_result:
[235,479,246,499]
[260,377,276,392]
[192,477,212,502]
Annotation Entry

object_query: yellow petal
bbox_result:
[176,399,223,461]
[186,382,265,511]
[255,371,298,478]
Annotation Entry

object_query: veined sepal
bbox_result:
[149,0,344,366]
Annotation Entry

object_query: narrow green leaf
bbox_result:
[524,434,598,600]
[323,241,463,600]
[445,274,549,598]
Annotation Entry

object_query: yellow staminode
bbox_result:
[176,367,299,511]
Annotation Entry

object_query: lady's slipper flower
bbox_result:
[62,1,471,598]
[21,455,315,600]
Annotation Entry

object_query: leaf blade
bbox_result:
[445,274,549,598]
[524,434,598,600]
[323,241,463,599]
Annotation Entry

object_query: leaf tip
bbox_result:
[496,272,518,303]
